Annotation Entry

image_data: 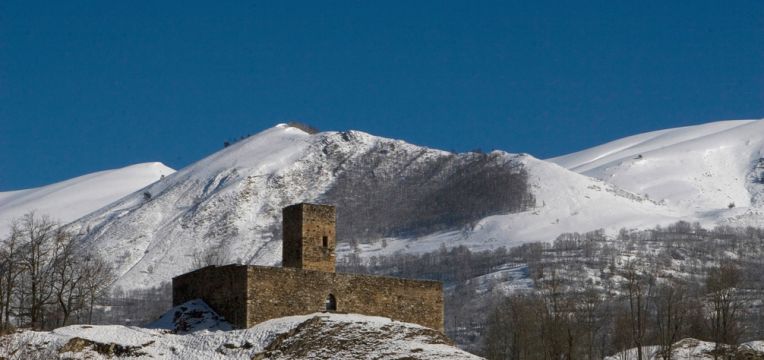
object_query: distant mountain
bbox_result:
[2,120,763,291]
[550,119,764,215]
[0,162,174,237]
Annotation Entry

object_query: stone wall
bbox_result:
[282,203,336,272]
[172,265,248,328]
[173,265,444,331]
[245,266,444,331]
[281,205,304,269]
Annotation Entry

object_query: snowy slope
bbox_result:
[350,154,682,258]
[65,124,681,290]
[67,125,326,290]
[550,119,764,223]
[0,301,480,360]
[0,162,174,236]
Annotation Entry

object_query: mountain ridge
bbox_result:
[2,120,763,290]
[0,162,175,237]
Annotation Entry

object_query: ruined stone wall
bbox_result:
[173,263,444,332]
[172,265,248,328]
[245,266,443,331]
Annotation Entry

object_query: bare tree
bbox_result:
[623,263,652,360]
[51,235,85,326]
[80,254,116,324]
[653,282,689,360]
[706,262,743,356]
[484,294,545,360]
[16,213,61,329]
[537,267,578,359]
[0,221,22,330]
[0,212,115,329]
[191,245,229,270]
[578,286,604,360]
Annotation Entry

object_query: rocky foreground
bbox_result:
[0,300,481,359]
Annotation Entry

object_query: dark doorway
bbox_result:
[325,294,337,311]
[322,236,329,248]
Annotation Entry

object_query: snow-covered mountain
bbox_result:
[63,125,534,289]
[2,120,763,290]
[63,124,689,290]
[550,120,764,222]
[0,162,174,237]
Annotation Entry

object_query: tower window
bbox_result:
[322,236,328,248]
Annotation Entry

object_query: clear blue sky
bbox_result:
[1,1,762,190]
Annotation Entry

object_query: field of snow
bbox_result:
[0,162,174,237]
[551,119,764,222]
[605,338,764,360]
[0,300,480,360]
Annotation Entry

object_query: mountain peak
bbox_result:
[550,119,764,211]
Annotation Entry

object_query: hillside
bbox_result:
[0,300,480,360]
[0,162,174,237]
[2,120,763,292]
[550,119,764,224]
[352,153,681,258]
[62,124,684,290]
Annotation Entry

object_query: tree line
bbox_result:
[341,222,764,358]
[483,261,750,360]
[0,212,115,331]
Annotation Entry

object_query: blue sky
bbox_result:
[1,1,762,190]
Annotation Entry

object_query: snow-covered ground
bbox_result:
[0,300,481,360]
[605,338,764,360]
[0,162,174,237]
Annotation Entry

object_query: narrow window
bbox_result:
[322,236,328,248]
[325,294,337,311]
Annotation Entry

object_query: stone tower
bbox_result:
[282,203,336,272]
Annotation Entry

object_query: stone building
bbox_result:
[172,203,444,331]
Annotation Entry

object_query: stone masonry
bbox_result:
[173,203,444,331]
[282,203,336,272]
